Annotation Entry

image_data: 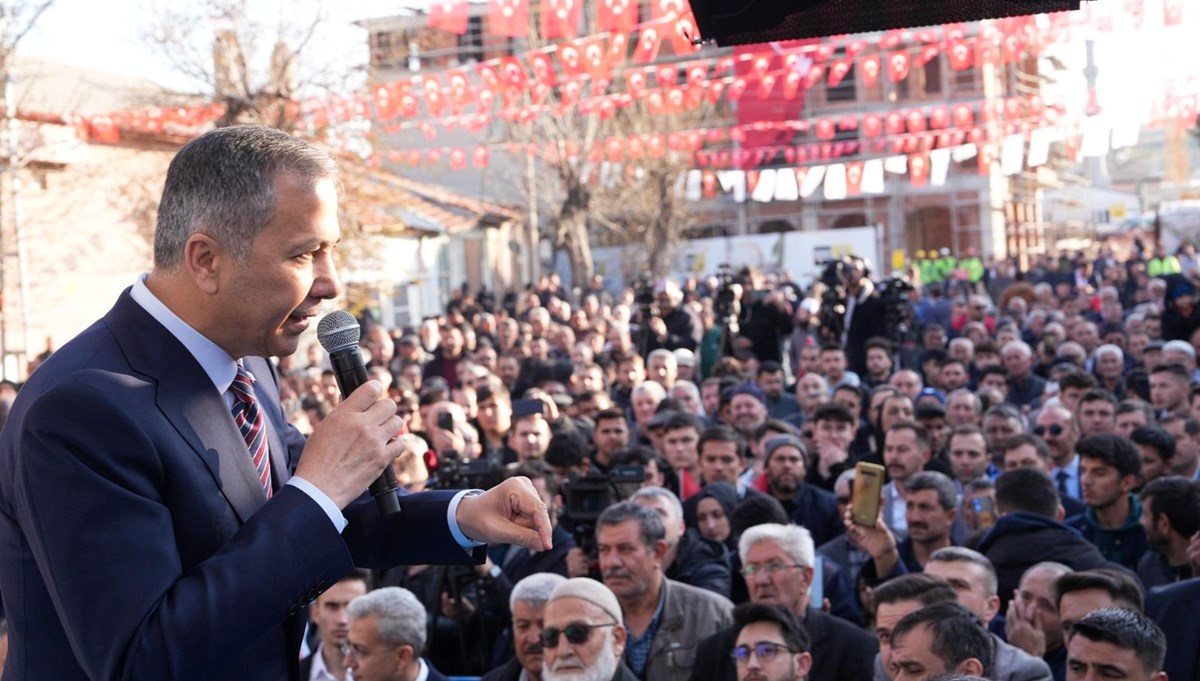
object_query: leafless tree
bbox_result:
[499,31,712,282]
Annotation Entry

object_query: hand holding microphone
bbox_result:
[293,311,402,515]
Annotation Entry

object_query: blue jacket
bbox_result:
[1065,494,1149,571]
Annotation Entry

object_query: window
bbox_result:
[458,16,484,63]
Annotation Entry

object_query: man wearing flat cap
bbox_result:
[541,578,638,681]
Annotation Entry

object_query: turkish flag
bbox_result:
[781,72,802,99]
[473,147,490,168]
[828,59,852,87]
[686,63,708,88]
[942,23,967,43]
[597,0,638,34]
[651,0,690,21]
[528,52,557,87]
[656,64,677,87]
[476,63,502,92]
[476,88,495,111]
[449,148,468,170]
[863,114,883,137]
[1002,33,1025,64]
[814,119,836,140]
[372,81,406,120]
[929,106,950,129]
[915,44,940,68]
[946,40,972,70]
[860,55,881,87]
[429,1,468,34]
[580,36,611,80]
[559,80,583,109]
[498,57,528,94]
[609,33,629,65]
[672,12,701,54]
[804,63,824,89]
[953,104,974,128]
[422,76,445,116]
[633,27,663,63]
[626,69,648,98]
[1164,0,1184,26]
[488,0,527,37]
[446,69,473,110]
[887,52,910,82]
[541,0,582,39]
[557,42,586,77]
[1125,0,1144,29]
[910,154,930,187]
[907,109,927,133]
[885,112,905,135]
[846,162,864,195]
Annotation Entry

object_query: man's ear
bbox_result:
[183,233,224,295]
[1120,474,1138,495]
[1055,504,1066,523]
[955,657,985,678]
[652,539,669,565]
[794,652,813,679]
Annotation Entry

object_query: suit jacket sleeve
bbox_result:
[14,373,467,681]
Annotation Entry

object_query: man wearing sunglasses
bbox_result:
[541,578,637,681]
[1033,404,1082,502]
[731,603,812,681]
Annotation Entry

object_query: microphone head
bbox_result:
[317,310,361,353]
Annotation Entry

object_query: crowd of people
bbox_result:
[267,246,1200,681]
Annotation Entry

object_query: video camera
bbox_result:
[713,263,741,326]
[875,276,917,348]
[431,449,502,491]
[632,276,657,319]
[558,465,646,561]
[816,258,850,343]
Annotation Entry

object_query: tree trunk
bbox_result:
[555,180,594,287]
[646,172,676,278]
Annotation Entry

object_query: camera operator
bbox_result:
[737,267,795,364]
[640,279,702,355]
[841,256,888,377]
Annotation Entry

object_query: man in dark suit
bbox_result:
[1145,577,1200,681]
[0,126,551,681]
[299,569,371,681]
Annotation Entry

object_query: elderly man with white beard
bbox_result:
[541,578,638,681]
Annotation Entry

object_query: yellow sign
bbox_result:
[1110,204,1127,220]
[892,250,907,271]
[832,244,854,258]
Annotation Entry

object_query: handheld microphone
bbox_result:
[317,310,401,517]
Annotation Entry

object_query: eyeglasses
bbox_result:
[836,496,851,505]
[741,562,805,578]
[1032,424,1064,437]
[731,642,797,666]
[540,622,617,647]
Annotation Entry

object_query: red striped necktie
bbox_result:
[230,364,272,498]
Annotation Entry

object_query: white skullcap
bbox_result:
[549,578,624,625]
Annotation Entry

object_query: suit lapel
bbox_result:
[106,291,267,523]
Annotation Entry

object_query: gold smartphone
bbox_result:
[851,462,886,527]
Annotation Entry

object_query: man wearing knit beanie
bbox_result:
[542,578,637,681]
[760,435,842,546]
